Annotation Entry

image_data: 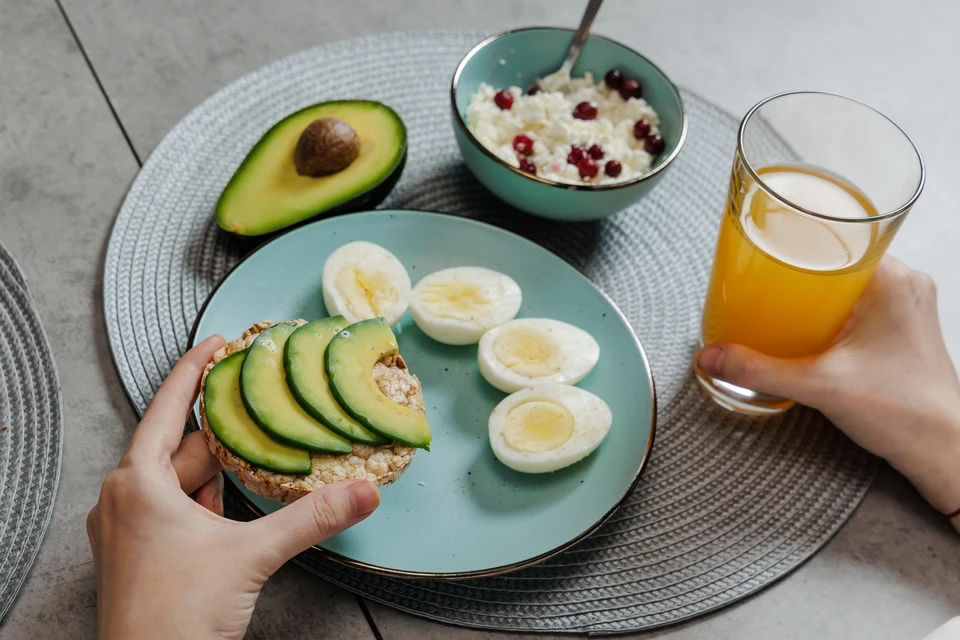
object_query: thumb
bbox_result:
[698,343,822,406]
[247,480,380,575]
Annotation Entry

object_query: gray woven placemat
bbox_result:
[0,242,63,623]
[0,246,29,295]
[102,30,876,634]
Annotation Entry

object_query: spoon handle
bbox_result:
[564,0,604,67]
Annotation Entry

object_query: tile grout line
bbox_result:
[47,5,377,639]
[53,8,389,640]
[53,0,143,167]
[357,595,386,640]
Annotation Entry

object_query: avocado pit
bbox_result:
[294,117,361,177]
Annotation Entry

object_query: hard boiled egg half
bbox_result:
[489,383,612,473]
[478,318,600,393]
[409,266,521,345]
[322,241,411,326]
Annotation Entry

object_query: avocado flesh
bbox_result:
[204,351,311,474]
[326,318,431,450]
[240,323,352,454]
[217,100,406,236]
[285,316,389,445]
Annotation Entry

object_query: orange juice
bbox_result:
[702,164,883,358]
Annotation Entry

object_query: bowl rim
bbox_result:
[450,26,688,192]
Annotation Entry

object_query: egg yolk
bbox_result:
[502,400,574,453]
[418,280,491,321]
[335,265,398,318]
[493,326,565,378]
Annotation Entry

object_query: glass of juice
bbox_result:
[695,91,924,415]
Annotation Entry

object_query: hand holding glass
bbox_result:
[695,91,924,415]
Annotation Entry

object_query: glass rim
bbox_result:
[737,90,926,224]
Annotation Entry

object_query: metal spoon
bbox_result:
[527,0,604,94]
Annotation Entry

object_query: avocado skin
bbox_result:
[216,100,407,237]
[337,149,405,214]
[325,318,432,450]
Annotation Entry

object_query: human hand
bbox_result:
[698,257,960,525]
[87,336,381,640]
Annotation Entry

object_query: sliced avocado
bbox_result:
[217,100,406,236]
[204,351,311,474]
[326,318,431,450]
[240,323,352,454]
[285,316,389,445]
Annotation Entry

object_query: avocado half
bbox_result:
[216,100,406,236]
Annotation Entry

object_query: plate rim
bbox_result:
[187,208,657,580]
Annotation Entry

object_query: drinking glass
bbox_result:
[695,91,924,415]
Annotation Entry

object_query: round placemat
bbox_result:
[0,242,63,622]
[0,245,29,295]
[103,30,876,633]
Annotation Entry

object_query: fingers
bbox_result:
[865,256,935,306]
[841,257,939,343]
[86,506,100,577]
[193,472,225,517]
[247,480,380,575]
[698,343,823,407]
[171,431,223,495]
[127,335,225,459]
[876,254,907,274]
[85,505,98,545]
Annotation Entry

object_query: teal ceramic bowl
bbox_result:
[190,210,657,578]
[451,28,687,221]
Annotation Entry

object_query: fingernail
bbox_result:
[698,345,725,376]
[213,490,224,515]
[200,334,223,348]
[348,481,380,517]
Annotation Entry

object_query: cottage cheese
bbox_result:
[466,67,662,185]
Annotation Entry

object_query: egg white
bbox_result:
[321,241,411,326]
[488,384,612,474]
[409,266,522,345]
[478,318,600,393]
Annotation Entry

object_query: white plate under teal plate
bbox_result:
[190,210,656,578]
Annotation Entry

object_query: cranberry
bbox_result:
[567,144,586,165]
[644,133,666,156]
[604,160,622,177]
[577,157,599,180]
[572,101,598,120]
[494,89,514,110]
[527,85,540,96]
[619,78,643,100]
[512,134,534,155]
[518,158,537,175]
[633,120,651,139]
[588,144,604,160]
[604,69,623,90]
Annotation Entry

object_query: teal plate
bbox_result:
[190,210,656,578]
